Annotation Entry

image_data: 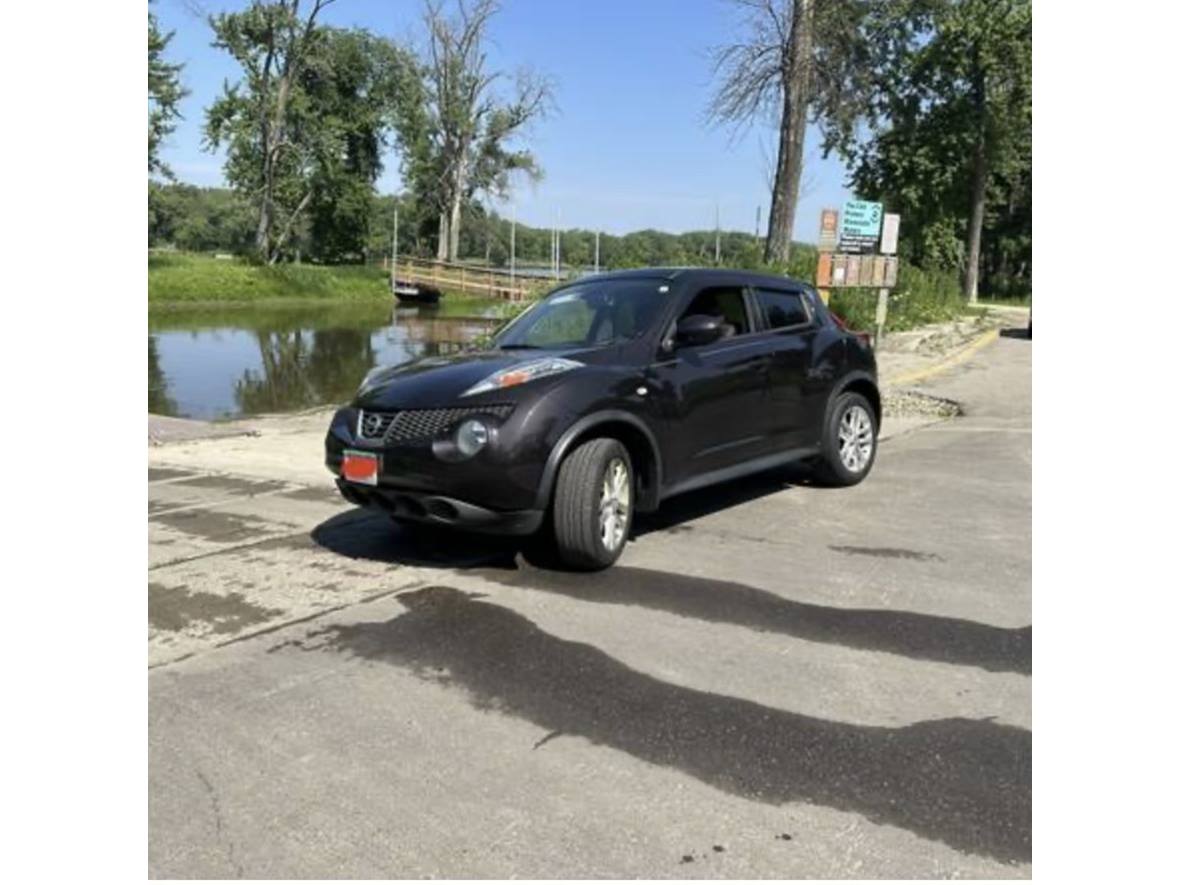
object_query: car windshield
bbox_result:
[494,278,668,350]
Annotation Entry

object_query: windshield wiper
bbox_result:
[497,343,543,350]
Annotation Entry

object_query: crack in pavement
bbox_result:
[195,767,244,878]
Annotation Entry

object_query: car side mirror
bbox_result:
[674,314,726,348]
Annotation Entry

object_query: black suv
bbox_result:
[325,268,879,569]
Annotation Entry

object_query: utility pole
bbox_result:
[510,201,516,297]
[594,230,600,273]
[714,202,721,266]
[556,208,562,279]
[755,205,761,239]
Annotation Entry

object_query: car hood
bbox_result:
[354,346,607,410]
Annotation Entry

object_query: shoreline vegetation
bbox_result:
[149,251,1025,332]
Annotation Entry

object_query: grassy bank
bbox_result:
[149,252,392,302]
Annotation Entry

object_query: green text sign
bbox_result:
[839,200,883,252]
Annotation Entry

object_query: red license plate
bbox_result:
[342,450,379,485]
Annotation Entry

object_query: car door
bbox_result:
[751,285,832,448]
[645,282,774,489]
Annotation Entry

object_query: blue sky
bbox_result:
[153,0,853,240]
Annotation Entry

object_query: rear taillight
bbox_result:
[830,311,873,348]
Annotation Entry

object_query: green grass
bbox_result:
[149,252,393,303]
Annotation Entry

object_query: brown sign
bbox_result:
[818,208,839,252]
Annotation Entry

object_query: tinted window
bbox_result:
[678,286,751,336]
[495,279,667,349]
[755,288,810,329]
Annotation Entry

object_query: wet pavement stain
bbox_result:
[279,485,344,504]
[829,545,944,562]
[150,507,295,543]
[172,474,289,496]
[475,564,1031,675]
[306,587,1032,864]
[148,582,284,635]
[149,467,197,482]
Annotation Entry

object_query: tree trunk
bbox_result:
[255,199,272,261]
[437,212,449,261]
[963,136,988,303]
[447,194,462,262]
[963,148,987,303]
[764,0,814,266]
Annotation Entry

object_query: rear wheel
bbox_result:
[814,391,878,486]
[552,438,633,570]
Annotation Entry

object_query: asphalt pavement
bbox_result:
[148,329,1032,878]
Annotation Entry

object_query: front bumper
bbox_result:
[325,405,549,535]
[333,479,544,535]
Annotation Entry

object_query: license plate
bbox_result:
[342,449,379,485]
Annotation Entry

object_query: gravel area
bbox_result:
[882,389,963,419]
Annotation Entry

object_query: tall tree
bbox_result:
[820,0,1031,301]
[709,0,818,265]
[204,0,339,263]
[405,0,552,262]
[302,28,418,262]
[148,5,189,178]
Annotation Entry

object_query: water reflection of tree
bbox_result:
[234,328,376,414]
[148,336,178,416]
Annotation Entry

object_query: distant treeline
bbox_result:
[148,183,818,277]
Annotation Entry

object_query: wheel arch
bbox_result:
[833,372,881,426]
[536,410,662,513]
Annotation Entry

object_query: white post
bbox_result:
[875,287,889,347]
[391,203,399,294]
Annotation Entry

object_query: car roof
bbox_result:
[574,266,812,289]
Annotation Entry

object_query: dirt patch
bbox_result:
[148,582,284,635]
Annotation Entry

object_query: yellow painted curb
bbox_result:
[884,327,1000,388]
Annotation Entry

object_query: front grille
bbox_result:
[357,405,514,444]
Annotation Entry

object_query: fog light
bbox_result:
[455,418,489,457]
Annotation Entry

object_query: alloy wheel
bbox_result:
[598,457,631,551]
[838,405,874,473]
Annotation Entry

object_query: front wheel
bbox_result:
[814,392,878,486]
[552,438,633,570]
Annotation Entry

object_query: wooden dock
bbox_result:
[387,257,553,301]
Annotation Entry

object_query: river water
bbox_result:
[148,300,504,420]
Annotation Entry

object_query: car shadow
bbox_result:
[295,586,1032,865]
[468,562,1031,675]
[311,507,1030,675]
[311,463,809,567]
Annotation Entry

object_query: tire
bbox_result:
[813,391,878,487]
[552,438,633,570]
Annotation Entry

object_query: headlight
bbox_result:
[461,357,583,397]
[455,419,490,456]
[357,365,388,396]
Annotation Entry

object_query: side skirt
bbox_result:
[660,446,820,501]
